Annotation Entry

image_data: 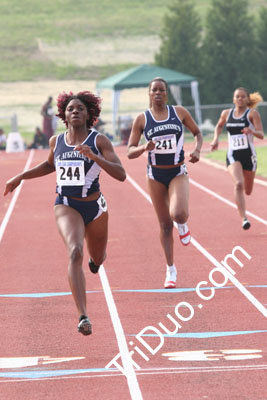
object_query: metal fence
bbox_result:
[186,102,267,136]
[111,101,267,143]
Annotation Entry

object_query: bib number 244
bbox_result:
[56,160,85,186]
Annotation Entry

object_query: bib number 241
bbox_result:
[153,134,176,154]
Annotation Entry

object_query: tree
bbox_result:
[201,0,258,104]
[255,7,267,100]
[155,0,202,105]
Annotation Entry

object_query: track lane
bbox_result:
[1,146,266,399]
[0,149,136,400]
[103,146,267,399]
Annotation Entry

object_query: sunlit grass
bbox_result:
[0,0,264,81]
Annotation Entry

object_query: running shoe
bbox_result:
[164,271,177,289]
[242,218,251,230]
[164,279,176,289]
[178,223,191,246]
[89,258,100,274]
[77,316,92,336]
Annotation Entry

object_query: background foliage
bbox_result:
[0,0,266,94]
[156,0,267,103]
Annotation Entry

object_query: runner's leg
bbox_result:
[243,169,256,195]
[168,174,189,224]
[147,177,173,266]
[228,162,246,219]
[54,205,87,316]
[85,211,108,267]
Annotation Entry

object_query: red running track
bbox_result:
[0,146,266,400]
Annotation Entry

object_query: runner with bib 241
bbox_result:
[127,77,203,289]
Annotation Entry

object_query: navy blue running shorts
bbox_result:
[147,164,188,188]
[55,193,108,225]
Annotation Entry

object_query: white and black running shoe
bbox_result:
[78,316,92,336]
[242,218,251,230]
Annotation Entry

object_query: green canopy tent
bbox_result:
[96,64,202,134]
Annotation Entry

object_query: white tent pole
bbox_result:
[191,81,202,125]
[112,90,120,136]
[170,84,182,105]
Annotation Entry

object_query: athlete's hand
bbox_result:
[189,149,200,163]
[241,127,252,135]
[210,139,219,151]
[4,175,22,196]
[74,144,96,160]
[144,140,155,151]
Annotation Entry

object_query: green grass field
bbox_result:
[1,0,266,141]
[0,0,265,81]
[205,146,267,178]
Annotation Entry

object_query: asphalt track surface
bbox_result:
[0,144,266,400]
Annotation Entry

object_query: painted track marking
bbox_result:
[200,157,267,187]
[0,152,143,398]
[126,174,267,318]
[0,150,34,243]
[1,363,267,384]
[99,267,143,400]
[189,178,267,226]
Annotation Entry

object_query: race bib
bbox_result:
[56,160,85,186]
[230,134,248,150]
[152,134,177,154]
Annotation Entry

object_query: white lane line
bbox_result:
[134,365,267,375]
[99,267,143,400]
[189,178,267,226]
[137,364,267,372]
[188,234,267,318]
[0,150,35,243]
[200,157,267,187]
[126,174,267,318]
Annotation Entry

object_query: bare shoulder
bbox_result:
[174,104,190,116]
[249,108,260,117]
[96,132,114,151]
[133,112,145,127]
[49,135,57,150]
[174,105,193,122]
[221,108,231,118]
[174,105,187,114]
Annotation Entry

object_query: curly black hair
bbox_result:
[56,90,102,128]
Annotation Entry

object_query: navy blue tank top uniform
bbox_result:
[143,105,187,187]
[54,130,107,225]
[226,108,256,171]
